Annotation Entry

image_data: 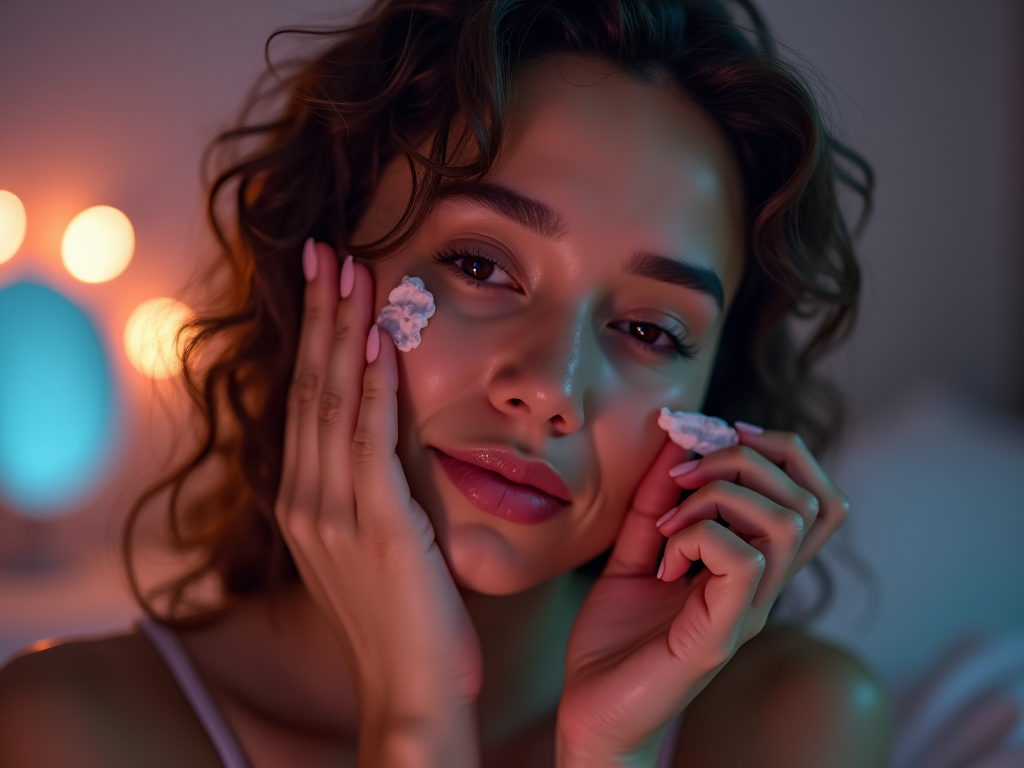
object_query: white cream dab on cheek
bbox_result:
[657,407,738,456]
[376,275,436,352]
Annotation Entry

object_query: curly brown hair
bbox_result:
[125,0,872,623]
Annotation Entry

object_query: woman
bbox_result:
[0,0,890,765]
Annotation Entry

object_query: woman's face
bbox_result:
[353,56,745,595]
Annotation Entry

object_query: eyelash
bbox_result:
[432,245,519,290]
[431,246,698,360]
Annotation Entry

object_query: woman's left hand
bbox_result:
[556,427,850,767]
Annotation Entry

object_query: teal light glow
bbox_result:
[0,281,117,516]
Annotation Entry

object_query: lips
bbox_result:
[431,447,571,525]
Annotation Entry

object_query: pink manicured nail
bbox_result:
[302,238,318,282]
[655,506,679,528]
[339,254,354,298]
[668,459,701,478]
[365,324,380,363]
[656,558,666,580]
[734,420,764,435]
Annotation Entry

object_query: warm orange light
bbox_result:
[124,297,193,379]
[0,191,27,265]
[61,205,134,283]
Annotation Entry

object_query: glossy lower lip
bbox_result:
[432,449,569,525]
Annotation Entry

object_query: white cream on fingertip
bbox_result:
[657,407,738,456]
[376,275,436,352]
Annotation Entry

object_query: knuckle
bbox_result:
[334,319,355,343]
[707,642,734,669]
[696,518,720,534]
[836,490,852,518]
[737,444,760,463]
[783,431,808,453]
[705,478,731,496]
[318,389,343,425]
[802,491,820,517]
[783,507,806,542]
[350,433,375,467]
[746,548,767,575]
[292,370,320,405]
[360,378,387,403]
[286,508,317,544]
[316,517,344,549]
[303,302,323,324]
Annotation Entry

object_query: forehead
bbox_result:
[358,56,745,298]
[490,55,745,292]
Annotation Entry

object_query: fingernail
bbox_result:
[668,459,701,478]
[339,254,354,298]
[734,420,764,435]
[655,506,679,528]
[656,558,666,580]
[302,238,318,282]
[365,324,380,364]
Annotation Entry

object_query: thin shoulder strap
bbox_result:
[138,619,253,768]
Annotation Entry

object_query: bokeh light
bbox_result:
[61,205,135,283]
[124,297,193,379]
[0,190,27,265]
[0,282,117,516]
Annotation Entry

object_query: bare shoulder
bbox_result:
[0,632,220,768]
[675,625,892,768]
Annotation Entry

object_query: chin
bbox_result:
[441,521,564,595]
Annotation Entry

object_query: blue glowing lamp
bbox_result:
[0,281,117,517]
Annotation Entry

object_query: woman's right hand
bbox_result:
[274,240,482,768]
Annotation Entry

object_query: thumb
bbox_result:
[604,436,690,577]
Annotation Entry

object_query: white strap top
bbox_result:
[139,620,252,768]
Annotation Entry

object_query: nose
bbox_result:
[486,307,596,435]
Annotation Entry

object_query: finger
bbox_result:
[734,428,850,571]
[276,241,339,616]
[603,436,690,577]
[278,239,340,521]
[669,444,820,534]
[350,326,420,536]
[286,241,341,521]
[317,256,374,531]
[657,480,804,610]
[661,520,765,658]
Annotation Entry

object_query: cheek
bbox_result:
[394,307,484,420]
[590,403,664,524]
[580,378,707,545]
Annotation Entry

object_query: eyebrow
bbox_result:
[438,182,724,309]
[624,251,724,310]
[437,182,568,240]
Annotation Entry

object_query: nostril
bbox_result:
[510,398,523,407]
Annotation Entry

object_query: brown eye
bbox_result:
[463,257,495,280]
[629,321,663,344]
[433,245,519,289]
[612,318,697,360]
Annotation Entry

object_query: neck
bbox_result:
[461,570,592,746]
[183,571,593,748]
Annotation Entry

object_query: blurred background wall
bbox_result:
[1,0,1022,686]
[759,0,1024,417]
